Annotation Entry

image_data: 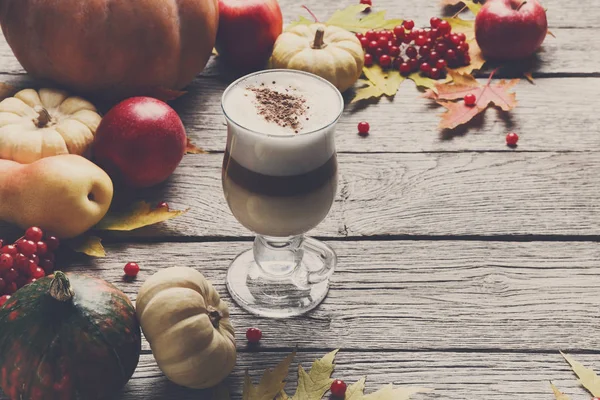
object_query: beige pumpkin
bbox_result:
[136,267,236,389]
[270,23,365,92]
[0,88,102,164]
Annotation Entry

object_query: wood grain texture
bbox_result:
[43,240,600,352]
[94,152,600,238]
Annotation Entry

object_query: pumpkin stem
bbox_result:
[207,306,223,328]
[49,271,75,302]
[312,27,327,49]
[33,106,53,128]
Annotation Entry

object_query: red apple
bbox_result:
[216,0,283,71]
[93,97,187,188]
[475,0,548,60]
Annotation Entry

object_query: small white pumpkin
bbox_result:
[136,267,236,389]
[270,23,365,92]
[0,88,102,164]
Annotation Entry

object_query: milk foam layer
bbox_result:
[222,70,343,176]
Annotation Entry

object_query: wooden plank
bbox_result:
[93,151,600,238]
[119,351,597,400]
[52,240,600,352]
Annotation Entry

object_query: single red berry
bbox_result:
[25,227,44,242]
[36,241,48,256]
[399,62,411,75]
[358,122,370,136]
[0,254,14,270]
[419,45,431,57]
[330,380,347,397]
[389,46,400,57]
[1,245,17,256]
[23,259,36,276]
[415,35,427,46]
[30,254,40,266]
[359,37,369,48]
[461,42,470,52]
[450,34,461,46]
[430,17,441,28]
[429,51,440,62]
[45,236,60,251]
[246,327,262,343]
[124,262,140,277]
[393,26,405,39]
[435,42,447,54]
[377,36,389,50]
[438,20,451,34]
[408,58,419,71]
[367,40,378,52]
[436,59,448,70]
[0,295,10,308]
[430,67,441,79]
[364,53,373,66]
[457,33,467,42]
[40,259,55,274]
[379,54,392,68]
[359,0,372,6]
[402,35,412,44]
[17,240,37,256]
[420,62,432,75]
[506,132,519,146]
[355,33,364,40]
[445,48,457,60]
[405,46,417,59]
[366,30,378,41]
[429,28,440,39]
[402,20,414,30]
[374,48,384,59]
[3,268,18,283]
[14,253,28,271]
[456,44,465,54]
[30,266,45,279]
[464,93,477,106]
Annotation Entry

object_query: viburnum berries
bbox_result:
[330,380,347,397]
[358,122,370,136]
[362,17,469,79]
[0,226,60,296]
[124,262,140,277]
[464,93,477,106]
[506,132,519,146]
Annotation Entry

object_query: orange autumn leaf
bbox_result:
[427,70,519,130]
[186,138,206,154]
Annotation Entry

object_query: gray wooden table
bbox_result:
[1,0,600,399]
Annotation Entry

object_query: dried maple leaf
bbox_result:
[561,351,600,396]
[68,235,106,258]
[550,382,571,400]
[186,138,206,154]
[426,70,519,130]
[344,377,432,400]
[278,350,338,400]
[407,72,437,90]
[288,4,403,33]
[353,66,405,102]
[96,201,187,231]
[244,351,296,400]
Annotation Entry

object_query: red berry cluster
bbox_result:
[356,17,471,78]
[0,227,59,297]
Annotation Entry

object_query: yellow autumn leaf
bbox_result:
[186,138,206,154]
[363,65,405,97]
[443,16,476,41]
[345,378,367,400]
[363,384,433,399]
[96,201,187,231]
[352,80,385,103]
[68,236,106,258]
[550,382,571,400]
[440,0,482,14]
[288,4,403,33]
[561,351,600,396]
[279,350,338,400]
[407,72,438,90]
[244,352,296,400]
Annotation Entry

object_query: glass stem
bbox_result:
[253,235,305,277]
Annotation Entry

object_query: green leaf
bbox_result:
[68,235,105,258]
[550,382,571,400]
[244,351,296,400]
[96,201,187,232]
[561,351,600,396]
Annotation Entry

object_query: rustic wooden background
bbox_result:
[1,0,599,399]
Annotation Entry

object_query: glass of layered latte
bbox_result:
[221,69,343,318]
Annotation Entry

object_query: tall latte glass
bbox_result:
[221,70,343,318]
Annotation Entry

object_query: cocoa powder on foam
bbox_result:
[248,84,308,133]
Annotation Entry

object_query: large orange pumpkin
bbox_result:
[0,0,219,99]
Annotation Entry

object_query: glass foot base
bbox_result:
[226,237,335,318]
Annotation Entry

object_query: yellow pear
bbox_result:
[0,154,113,238]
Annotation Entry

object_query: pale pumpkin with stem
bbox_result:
[0,88,102,164]
[270,23,365,92]
[136,267,236,389]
